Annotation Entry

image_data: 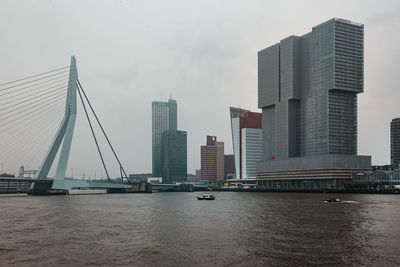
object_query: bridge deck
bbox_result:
[0,177,133,190]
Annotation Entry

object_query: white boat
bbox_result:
[197,194,215,200]
[68,189,107,195]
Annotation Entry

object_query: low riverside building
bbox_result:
[148,177,162,184]
[257,155,370,190]
[129,173,152,183]
[342,169,400,191]
[0,178,31,193]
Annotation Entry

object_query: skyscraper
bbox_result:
[162,130,187,183]
[152,99,177,177]
[391,118,400,169]
[257,18,371,189]
[230,107,262,179]
[201,136,224,183]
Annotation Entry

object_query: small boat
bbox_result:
[323,198,341,203]
[197,194,215,200]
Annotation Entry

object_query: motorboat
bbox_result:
[323,198,341,203]
[197,194,215,200]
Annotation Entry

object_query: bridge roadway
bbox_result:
[0,177,207,192]
[0,177,133,189]
[0,177,180,189]
[0,177,50,183]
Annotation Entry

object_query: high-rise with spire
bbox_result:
[152,98,187,182]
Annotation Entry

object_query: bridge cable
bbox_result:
[0,66,69,87]
[0,77,69,100]
[25,116,65,169]
[77,80,130,183]
[0,69,70,92]
[76,84,111,181]
[0,85,67,110]
[0,89,67,118]
[1,113,63,168]
[0,101,65,142]
[0,96,66,128]
[0,74,69,98]
[0,97,65,147]
[2,114,63,165]
[0,66,69,174]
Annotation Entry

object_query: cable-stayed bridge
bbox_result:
[0,56,148,195]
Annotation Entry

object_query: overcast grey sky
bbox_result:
[1,0,399,178]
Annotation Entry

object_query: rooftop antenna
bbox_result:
[170,92,172,100]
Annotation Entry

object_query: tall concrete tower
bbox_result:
[256,18,370,189]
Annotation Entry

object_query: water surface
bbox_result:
[1,192,400,266]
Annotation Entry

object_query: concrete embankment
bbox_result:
[210,187,400,194]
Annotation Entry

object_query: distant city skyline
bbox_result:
[0,1,399,177]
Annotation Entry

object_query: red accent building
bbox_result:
[240,112,262,129]
[201,136,224,183]
[232,111,262,179]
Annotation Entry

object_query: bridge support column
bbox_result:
[31,56,78,193]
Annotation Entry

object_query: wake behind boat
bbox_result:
[323,198,341,203]
[197,194,215,200]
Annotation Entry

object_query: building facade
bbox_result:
[201,136,224,183]
[257,18,370,189]
[391,118,400,169]
[195,169,201,179]
[224,154,235,179]
[230,107,249,178]
[162,130,187,183]
[129,173,152,183]
[152,99,177,177]
[241,128,263,178]
[230,108,262,179]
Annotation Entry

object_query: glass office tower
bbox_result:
[162,130,187,183]
[152,99,177,177]
[391,118,400,169]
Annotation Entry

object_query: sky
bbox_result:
[1,0,399,178]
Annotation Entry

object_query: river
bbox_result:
[1,192,399,266]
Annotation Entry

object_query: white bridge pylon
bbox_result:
[33,56,131,191]
[36,56,77,188]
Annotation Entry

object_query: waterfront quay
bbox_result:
[0,177,207,194]
[0,177,31,194]
[2,176,400,194]
[211,187,400,194]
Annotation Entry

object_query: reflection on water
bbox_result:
[0,193,400,266]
